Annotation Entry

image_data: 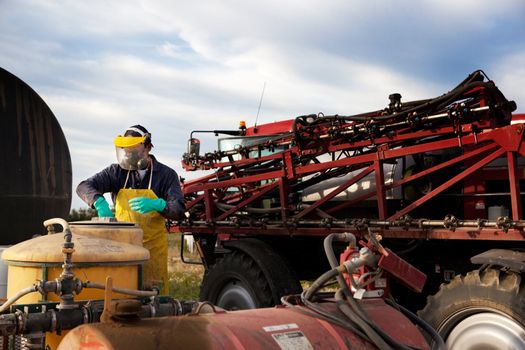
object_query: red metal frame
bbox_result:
[174,120,525,240]
[175,78,525,243]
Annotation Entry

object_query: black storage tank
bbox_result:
[0,67,72,244]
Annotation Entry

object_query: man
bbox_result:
[77,125,185,295]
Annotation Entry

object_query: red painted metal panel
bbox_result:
[178,89,524,241]
[217,182,279,221]
[507,151,522,220]
[279,178,289,220]
[374,157,387,219]
[378,249,427,292]
[174,225,525,241]
[325,142,499,216]
[60,300,429,350]
[185,194,204,211]
[295,165,374,219]
[204,189,214,220]
[184,169,285,193]
[245,119,294,136]
[388,148,506,221]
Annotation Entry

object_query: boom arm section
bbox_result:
[176,71,525,242]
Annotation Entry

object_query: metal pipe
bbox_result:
[83,282,158,297]
[215,202,282,214]
[43,218,79,310]
[183,217,525,230]
[190,129,242,139]
[0,298,200,336]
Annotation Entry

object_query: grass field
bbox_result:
[168,234,204,300]
[167,235,320,301]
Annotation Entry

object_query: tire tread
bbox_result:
[199,239,301,309]
[419,266,525,340]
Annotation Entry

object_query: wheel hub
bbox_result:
[216,280,257,310]
[446,312,525,350]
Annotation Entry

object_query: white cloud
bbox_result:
[157,42,201,62]
[2,0,178,37]
[491,51,525,112]
[1,0,524,210]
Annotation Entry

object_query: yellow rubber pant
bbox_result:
[115,188,169,295]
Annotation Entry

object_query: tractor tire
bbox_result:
[419,266,525,350]
[199,239,302,310]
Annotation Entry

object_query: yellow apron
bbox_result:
[115,168,169,295]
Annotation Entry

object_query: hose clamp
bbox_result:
[54,278,62,294]
[14,310,25,334]
[174,299,182,316]
[49,309,57,332]
[82,307,89,324]
[74,279,84,295]
[149,303,156,318]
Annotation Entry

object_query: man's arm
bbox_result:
[76,164,121,207]
[159,169,185,220]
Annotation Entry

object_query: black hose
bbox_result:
[323,234,368,319]
[323,233,355,268]
[309,71,507,131]
[293,292,369,341]
[303,267,340,301]
[360,80,493,123]
[334,289,395,349]
[324,234,426,350]
[385,298,446,350]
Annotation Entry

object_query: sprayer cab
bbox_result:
[182,121,256,171]
[181,119,298,171]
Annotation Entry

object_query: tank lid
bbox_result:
[68,220,138,227]
[1,233,149,263]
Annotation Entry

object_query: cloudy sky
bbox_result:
[1,0,524,210]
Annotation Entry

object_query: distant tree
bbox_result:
[68,207,97,221]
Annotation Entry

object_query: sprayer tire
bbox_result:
[418,266,525,349]
[199,239,302,310]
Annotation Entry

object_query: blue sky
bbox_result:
[1,0,524,209]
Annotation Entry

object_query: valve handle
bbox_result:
[365,228,389,257]
[100,276,114,323]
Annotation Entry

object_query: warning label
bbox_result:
[272,331,314,350]
[263,323,299,332]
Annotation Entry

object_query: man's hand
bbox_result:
[93,196,115,218]
[129,197,166,214]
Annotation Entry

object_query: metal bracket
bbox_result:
[471,249,525,273]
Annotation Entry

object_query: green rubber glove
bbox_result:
[93,196,115,218]
[129,197,166,214]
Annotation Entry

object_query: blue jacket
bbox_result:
[76,155,185,220]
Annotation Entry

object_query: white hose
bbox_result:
[43,218,70,232]
[84,282,158,297]
[0,286,37,313]
[0,282,157,314]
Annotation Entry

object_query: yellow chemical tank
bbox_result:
[1,220,150,349]
[69,220,144,246]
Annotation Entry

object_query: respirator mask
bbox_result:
[114,136,150,170]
